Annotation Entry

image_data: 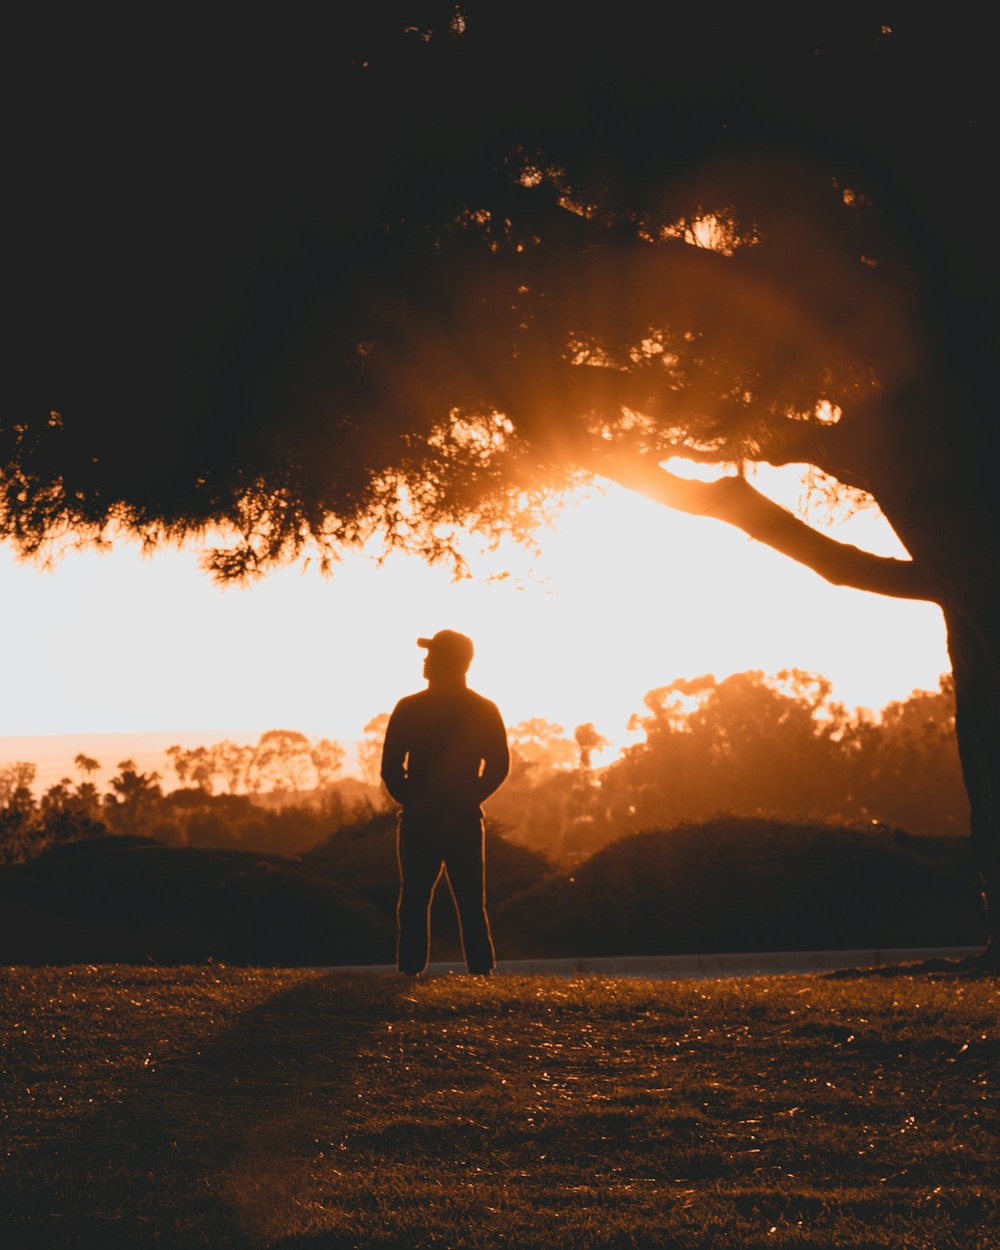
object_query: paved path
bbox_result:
[331,945,984,980]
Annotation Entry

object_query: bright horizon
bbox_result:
[0,466,950,792]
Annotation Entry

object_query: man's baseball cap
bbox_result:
[417,629,474,666]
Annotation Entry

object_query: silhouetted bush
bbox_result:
[0,835,392,966]
[302,812,553,960]
[304,813,549,900]
[153,786,375,856]
[495,817,987,958]
[0,818,985,966]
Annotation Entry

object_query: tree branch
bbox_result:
[751,418,880,496]
[520,358,881,500]
[585,449,940,603]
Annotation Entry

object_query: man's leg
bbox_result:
[397,818,443,975]
[444,818,495,975]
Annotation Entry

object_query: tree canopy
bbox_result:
[2,8,993,588]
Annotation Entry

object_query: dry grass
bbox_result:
[1,964,997,1248]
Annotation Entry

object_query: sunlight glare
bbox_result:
[0,475,948,784]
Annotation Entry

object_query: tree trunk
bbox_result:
[945,602,1000,965]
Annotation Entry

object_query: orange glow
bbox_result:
[0,472,948,788]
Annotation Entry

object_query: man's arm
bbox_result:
[380,703,410,806]
[477,702,510,802]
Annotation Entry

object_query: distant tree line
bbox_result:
[0,673,967,866]
[0,731,373,865]
[488,671,966,862]
[165,730,346,795]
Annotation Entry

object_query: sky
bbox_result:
[0,465,949,788]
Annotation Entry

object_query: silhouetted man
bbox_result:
[381,630,509,976]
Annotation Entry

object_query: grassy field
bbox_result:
[1,965,997,1249]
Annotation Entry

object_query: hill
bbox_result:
[301,812,553,960]
[0,818,987,966]
[495,817,988,958]
[0,835,392,966]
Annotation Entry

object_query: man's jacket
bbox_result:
[381,686,509,817]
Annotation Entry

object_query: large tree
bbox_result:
[3,7,998,954]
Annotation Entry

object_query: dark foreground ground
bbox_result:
[1,964,997,1249]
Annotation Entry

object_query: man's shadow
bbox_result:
[3,972,411,1250]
